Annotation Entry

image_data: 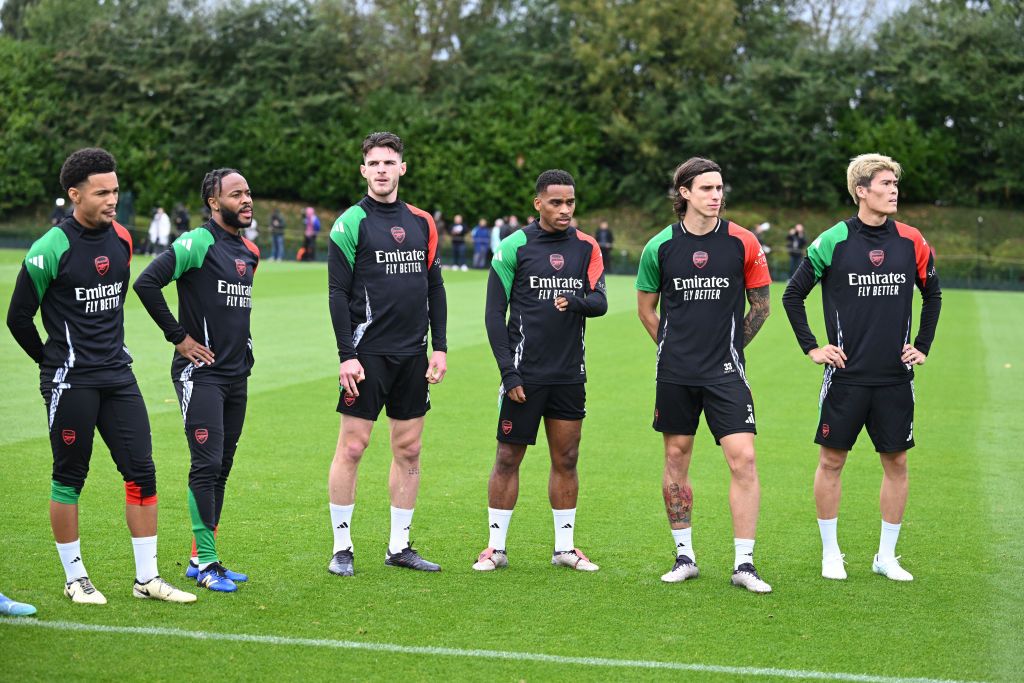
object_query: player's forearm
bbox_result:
[564,287,608,317]
[742,285,770,348]
[328,246,358,361]
[133,251,187,344]
[427,278,448,352]
[915,279,942,355]
[484,275,518,385]
[782,261,819,353]
[6,269,45,363]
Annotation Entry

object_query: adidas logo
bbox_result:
[745,414,755,424]
[70,556,81,564]
[28,255,44,269]
[490,523,500,529]
[676,542,687,548]
[561,523,573,529]
[335,522,349,529]
[404,525,411,531]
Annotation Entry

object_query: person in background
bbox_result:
[270,208,286,262]
[303,206,320,261]
[449,214,467,271]
[472,218,491,269]
[786,223,807,279]
[173,203,191,242]
[491,218,504,259]
[596,220,614,272]
[149,207,171,254]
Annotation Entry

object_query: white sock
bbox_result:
[818,517,841,558]
[671,527,694,560]
[487,507,514,551]
[552,508,576,552]
[734,538,755,569]
[878,520,901,561]
[56,539,87,582]
[389,506,414,554]
[330,503,354,553]
[131,535,159,583]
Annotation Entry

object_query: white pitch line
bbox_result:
[0,617,986,683]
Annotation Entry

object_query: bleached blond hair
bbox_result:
[846,153,903,204]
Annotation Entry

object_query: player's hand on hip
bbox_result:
[809,345,846,368]
[175,335,214,367]
[339,359,365,397]
[507,385,526,403]
[426,351,447,384]
[901,344,926,366]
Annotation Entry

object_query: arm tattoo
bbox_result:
[742,285,771,348]
[665,483,693,524]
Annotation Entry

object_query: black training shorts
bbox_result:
[653,381,756,443]
[496,383,586,445]
[338,354,430,421]
[816,381,915,453]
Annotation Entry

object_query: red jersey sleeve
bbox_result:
[113,221,133,264]
[728,223,771,288]
[573,230,605,290]
[242,236,261,273]
[894,222,932,286]
[407,204,438,267]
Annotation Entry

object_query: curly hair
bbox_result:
[670,157,721,218]
[201,168,242,209]
[535,169,575,195]
[59,148,116,191]
[361,131,403,158]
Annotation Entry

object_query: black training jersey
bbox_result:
[485,222,607,388]
[635,219,771,386]
[782,216,941,386]
[134,220,259,383]
[328,195,447,360]
[6,216,136,388]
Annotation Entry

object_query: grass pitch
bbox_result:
[0,250,1021,682]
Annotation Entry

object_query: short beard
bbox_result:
[220,206,251,230]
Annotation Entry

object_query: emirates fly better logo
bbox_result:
[391,226,406,244]
[94,256,109,276]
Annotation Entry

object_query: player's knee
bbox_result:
[727,448,757,479]
[552,446,579,472]
[392,441,422,465]
[494,445,523,473]
[818,450,846,473]
[338,439,368,464]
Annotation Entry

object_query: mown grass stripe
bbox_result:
[0,618,987,683]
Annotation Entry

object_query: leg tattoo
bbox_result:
[665,483,693,524]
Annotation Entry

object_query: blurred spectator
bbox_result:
[786,223,807,279]
[302,206,320,261]
[502,215,519,240]
[449,213,467,270]
[148,207,171,254]
[596,220,614,270]
[244,216,259,243]
[755,222,772,254]
[270,208,286,261]
[172,203,190,240]
[49,198,68,226]
[491,218,504,258]
[472,218,490,268]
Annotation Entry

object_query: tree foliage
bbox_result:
[0,0,1019,219]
